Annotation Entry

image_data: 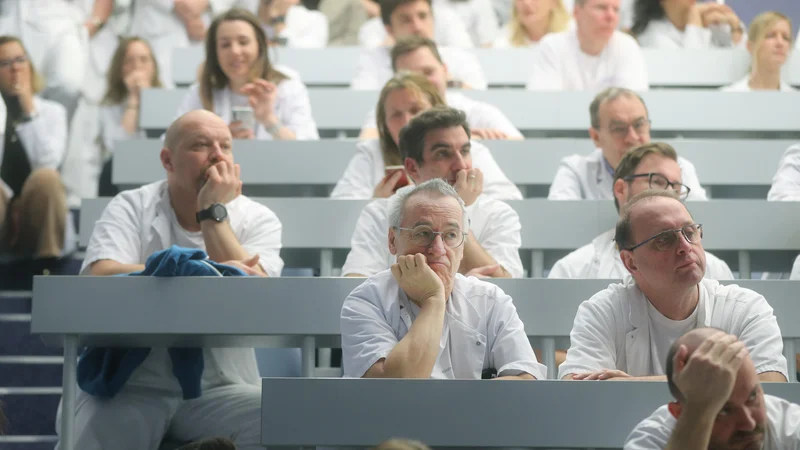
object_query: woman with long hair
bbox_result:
[175,8,318,141]
[631,0,744,48]
[493,0,571,48]
[331,71,520,200]
[722,11,794,92]
[97,37,163,196]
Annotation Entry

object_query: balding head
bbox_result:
[164,110,228,152]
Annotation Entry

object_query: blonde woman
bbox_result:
[331,71,521,200]
[723,11,795,92]
[493,0,570,48]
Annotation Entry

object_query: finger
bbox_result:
[391,263,402,280]
[206,164,221,182]
[721,340,746,363]
[244,254,260,267]
[455,170,467,188]
[472,129,486,140]
[401,255,414,272]
[235,164,241,180]
[583,372,602,381]
[572,373,587,380]
[415,253,426,270]
[389,170,404,183]
[229,120,243,129]
[711,333,739,358]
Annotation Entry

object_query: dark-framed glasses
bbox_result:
[608,118,651,138]
[393,225,468,249]
[0,55,27,69]
[626,223,703,252]
[623,172,691,200]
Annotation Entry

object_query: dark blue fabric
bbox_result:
[77,246,247,399]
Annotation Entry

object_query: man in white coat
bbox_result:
[351,0,487,90]
[558,189,788,382]
[767,143,800,201]
[341,106,524,279]
[549,142,732,279]
[625,329,800,449]
[548,87,707,201]
[57,110,284,449]
[525,0,648,91]
[341,178,545,380]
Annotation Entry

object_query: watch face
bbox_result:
[210,204,228,221]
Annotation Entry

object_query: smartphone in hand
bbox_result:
[384,165,410,192]
[231,106,256,132]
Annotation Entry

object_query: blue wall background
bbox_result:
[727,0,800,32]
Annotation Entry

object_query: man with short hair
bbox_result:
[549,142,732,279]
[625,329,800,449]
[359,35,521,140]
[548,87,707,200]
[59,110,284,450]
[559,190,787,382]
[525,0,648,91]
[341,178,545,379]
[351,0,487,90]
[342,106,523,279]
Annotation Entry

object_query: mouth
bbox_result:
[428,261,450,268]
[676,260,696,270]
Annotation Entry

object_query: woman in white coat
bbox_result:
[237,0,329,48]
[722,12,795,92]
[631,0,744,48]
[493,0,570,48]
[97,37,164,196]
[331,71,521,201]
[176,8,319,141]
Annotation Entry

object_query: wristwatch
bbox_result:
[196,203,228,223]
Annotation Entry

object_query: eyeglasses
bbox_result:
[608,118,651,138]
[393,225,467,249]
[626,223,703,252]
[623,172,691,200]
[0,55,27,69]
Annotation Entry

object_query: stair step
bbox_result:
[0,320,62,357]
[0,362,62,387]
[0,294,32,314]
[1,392,60,435]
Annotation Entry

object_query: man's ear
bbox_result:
[160,148,173,172]
[667,402,682,420]
[746,40,753,55]
[388,227,398,256]
[620,249,638,275]
[588,127,601,148]
[404,157,421,183]
[613,178,627,207]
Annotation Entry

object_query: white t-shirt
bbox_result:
[548,229,734,280]
[81,180,284,392]
[625,395,800,450]
[722,76,797,92]
[341,269,546,379]
[340,189,524,278]
[548,149,708,201]
[437,0,499,47]
[359,91,522,138]
[558,277,788,380]
[357,4,474,49]
[647,300,698,374]
[767,144,800,201]
[351,46,487,90]
[525,28,649,91]
[330,138,523,201]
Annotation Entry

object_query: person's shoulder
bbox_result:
[34,96,67,117]
[611,30,641,48]
[560,149,601,168]
[454,273,509,307]
[625,404,674,449]
[764,394,800,444]
[107,180,165,214]
[358,46,389,60]
[550,241,595,278]
[473,194,514,215]
[348,269,397,303]
[721,77,750,92]
[231,195,280,223]
[702,279,766,307]
[585,277,639,309]
[676,154,698,171]
[539,29,571,48]
[356,138,382,157]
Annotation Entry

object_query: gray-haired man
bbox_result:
[341,178,545,380]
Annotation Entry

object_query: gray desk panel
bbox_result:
[140,88,800,135]
[79,198,800,251]
[172,46,800,88]
[112,138,795,188]
[260,378,800,448]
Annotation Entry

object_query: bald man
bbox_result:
[60,110,284,450]
[559,190,787,382]
[625,329,800,449]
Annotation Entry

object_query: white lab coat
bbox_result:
[791,255,800,280]
[721,76,796,92]
[340,188,524,278]
[341,269,546,379]
[330,138,523,201]
[767,144,800,201]
[235,0,329,48]
[636,19,745,49]
[493,24,538,49]
[350,46,488,90]
[436,0,499,47]
[359,91,523,138]
[526,28,649,91]
[548,229,734,280]
[357,4,474,49]
[625,395,800,450]
[559,277,788,380]
[548,149,708,200]
[98,103,147,155]
[175,79,319,140]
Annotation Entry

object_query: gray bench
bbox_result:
[111,138,796,199]
[79,198,800,278]
[172,46,800,89]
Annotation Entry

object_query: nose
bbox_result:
[427,234,447,256]
[452,152,468,171]
[675,230,693,255]
[736,408,758,431]
[209,143,225,163]
[409,18,423,33]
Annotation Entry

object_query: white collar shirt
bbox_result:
[767,144,800,201]
[330,138,523,201]
[341,270,546,379]
[548,229,734,280]
[722,76,797,93]
[558,277,788,380]
[340,188,524,278]
[625,395,800,450]
[547,148,708,201]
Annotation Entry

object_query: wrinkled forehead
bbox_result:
[176,117,231,148]
[629,196,692,235]
[402,193,463,228]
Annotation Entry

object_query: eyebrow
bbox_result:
[430,143,456,152]
[723,387,759,408]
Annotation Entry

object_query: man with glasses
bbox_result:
[559,189,787,382]
[548,87,707,200]
[341,178,545,379]
[549,143,732,279]
[342,106,523,279]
